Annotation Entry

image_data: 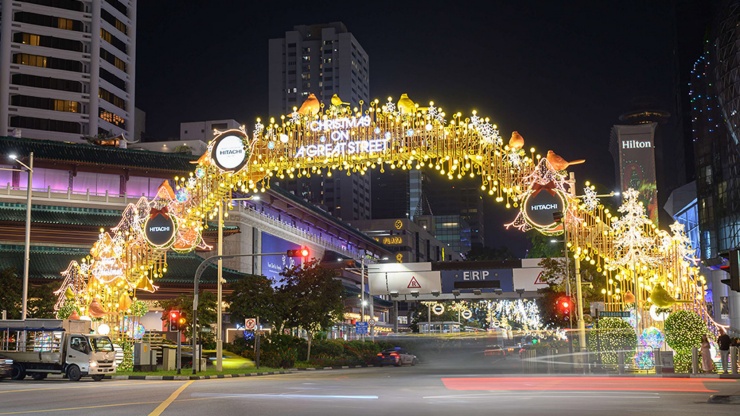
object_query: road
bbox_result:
[1,354,739,416]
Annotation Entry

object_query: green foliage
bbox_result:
[27,282,58,318]
[257,333,306,368]
[56,299,80,319]
[465,246,516,260]
[130,300,148,317]
[665,310,707,372]
[226,274,276,328]
[118,339,134,372]
[158,291,217,348]
[0,268,22,319]
[587,317,637,364]
[526,230,562,258]
[278,259,344,361]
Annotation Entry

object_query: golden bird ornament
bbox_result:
[649,283,692,308]
[88,297,108,318]
[397,93,416,114]
[546,150,586,171]
[297,93,320,116]
[330,94,349,107]
[509,131,525,150]
[623,291,635,303]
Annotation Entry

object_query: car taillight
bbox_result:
[390,352,399,357]
[377,353,383,357]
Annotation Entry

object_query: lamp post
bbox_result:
[192,250,284,374]
[215,196,259,372]
[5,152,33,320]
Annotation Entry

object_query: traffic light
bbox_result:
[169,310,180,331]
[557,296,572,322]
[720,249,740,292]
[286,247,309,258]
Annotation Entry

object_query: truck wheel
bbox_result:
[31,373,47,380]
[11,363,26,380]
[91,375,104,381]
[66,365,82,382]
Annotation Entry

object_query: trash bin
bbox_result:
[162,346,176,371]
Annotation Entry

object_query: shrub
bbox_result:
[587,317,637,364]
[665,310,707,372]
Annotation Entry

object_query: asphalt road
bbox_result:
[1,354,739,416]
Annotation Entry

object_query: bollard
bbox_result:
[691,347,699,374]
[654,348,662,374]
[732,346,738,375]
[618,350,625,375]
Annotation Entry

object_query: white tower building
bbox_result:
[0,0,136,143]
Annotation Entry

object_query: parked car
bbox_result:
[203,350,254,370]
[0,354,12,380]
[483,344,506,356]
[375,348,418,367]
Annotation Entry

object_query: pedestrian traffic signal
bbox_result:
[719,249,740,292]
[286,247,309,258]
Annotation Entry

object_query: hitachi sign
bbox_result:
[622,140,652,149]
[218,148,243,156]
[529,203,559,211]
[149,226,171,232]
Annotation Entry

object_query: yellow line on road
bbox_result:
[148,380,195,416]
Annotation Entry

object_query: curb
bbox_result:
[108,370,292,380]
[293,364,374,371]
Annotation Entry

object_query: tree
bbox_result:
[277,259,344,362]
[0,268,22,319]
[226,275,277,328]
[526,230,562,258]
[27,282,57,318]
[158,291,217,348]
[465,245,516,261]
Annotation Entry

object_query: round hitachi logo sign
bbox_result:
[522,188,567,229]
[144,212,177,247]
[211,130,249,172]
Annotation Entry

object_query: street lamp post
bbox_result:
[192,250,285,374]
[4,153,33,321]
[215,196,259,371]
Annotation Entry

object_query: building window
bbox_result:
[10,115,81,134]
[99,88,126,110]
[11,74,82,93]
[99,109,126,128]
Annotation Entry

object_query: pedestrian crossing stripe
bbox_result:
[407,276,422,289]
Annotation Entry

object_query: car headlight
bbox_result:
[89,361,98,368]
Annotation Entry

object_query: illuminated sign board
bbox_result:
[211,130,249,172]
[294,115,390,158]
[381,236,405,246]
[144,210,177,248]
[522,186,567,232]
[612,124,658,225]
[260,232,300,281]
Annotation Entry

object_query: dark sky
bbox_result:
[135,1,682,256]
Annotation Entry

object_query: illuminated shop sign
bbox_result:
[381,236,405,245]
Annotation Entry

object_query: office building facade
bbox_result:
[268,22,371,221]
[0,0,136,143]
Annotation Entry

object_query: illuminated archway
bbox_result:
[55,94,710,336]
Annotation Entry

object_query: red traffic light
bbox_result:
[170,311,179,320]
[287,247,309,258]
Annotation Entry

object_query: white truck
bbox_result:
[0,319,117,381]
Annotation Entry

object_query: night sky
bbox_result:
[135,1,685,256]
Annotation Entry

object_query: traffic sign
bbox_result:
[461,309,473,320]
[244,318,256,330]
[356,321,368,335]
[368,319,376,326]
[598,311,630,318]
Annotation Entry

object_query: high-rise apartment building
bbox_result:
[0,0,136,143]
[268,22,371,221]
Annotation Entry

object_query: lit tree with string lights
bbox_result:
[606,188,659,329]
